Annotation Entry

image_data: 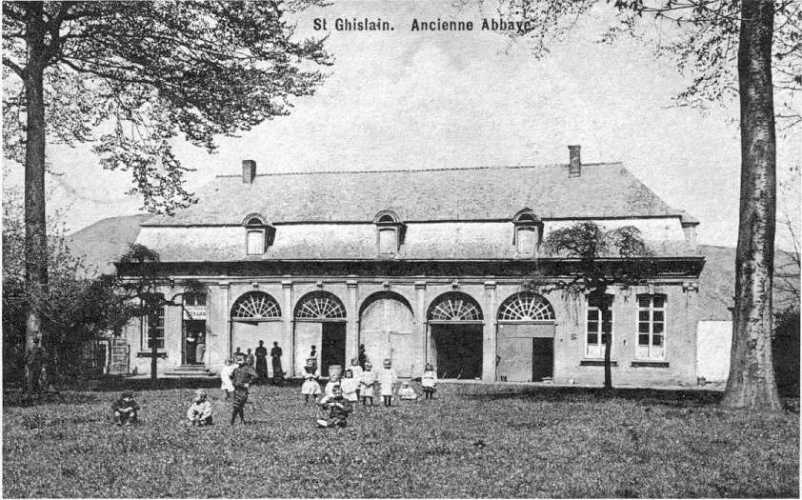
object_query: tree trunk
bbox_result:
[722,0,782,410]
[601,299,613,390]
[23,4,48,352]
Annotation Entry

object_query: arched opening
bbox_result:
[496,292,556,382]
[359,292,416,377]
[427,292,484,380]
[293,291,346,377]
[230,292,283,375]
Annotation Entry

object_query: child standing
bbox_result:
[111,391,140,425]
[301,358,321,404]
[422,363,437,400]
[220,358,236,400]
[359,361,377,406]
[316,385,353,428]
[349,358,363,399]
[340,369,360,405]
[377,358,397,407]
[230,354,258,425]
[186,389,213,425]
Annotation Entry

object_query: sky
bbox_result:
[3,0,800,250]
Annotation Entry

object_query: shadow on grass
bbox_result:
[463,385,724,407]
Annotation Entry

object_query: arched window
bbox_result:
[294,292,347,321]
[242,213,275,255]
[512,209,543,257]
[428,292,483,322]
[497,292,555,321]
[231,292,281,321]
[374,210,405,257]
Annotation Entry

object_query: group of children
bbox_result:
[110,355,438,429]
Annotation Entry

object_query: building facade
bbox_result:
[117,147,705,386]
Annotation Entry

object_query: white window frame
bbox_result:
[636,294,666,360]
[144,300,165,350]
[374,211,404,258]
[585,294,613,358]
[246,229,266,255]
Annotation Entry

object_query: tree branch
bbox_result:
[2,56,25,78]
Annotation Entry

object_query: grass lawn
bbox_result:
[3,383,799,498]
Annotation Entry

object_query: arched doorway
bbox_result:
[496,292,556,382]
[294,291,346,377]
[427,292,484,379]
[230,292,283,373]
[359,292,416,377]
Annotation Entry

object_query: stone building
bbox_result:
[113,146,705,386]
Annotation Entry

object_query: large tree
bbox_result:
[2,1,330,351]
[482,0,796,410]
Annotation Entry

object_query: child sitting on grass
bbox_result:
[323,371,341,397]
[316,385,353,428]
[359,361,377,406]
[186,389,213,426]
[111,391,140,426]
[422,363,437,399]
[398,381,419,402]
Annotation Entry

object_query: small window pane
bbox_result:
[653,322,664,334]
[587,333,598,345]
[517,227,535,254]
[602,320,612,334]
[638,296,651,308]
[638,322,650,333]
[653,310,664,322]
[639,311,650,322]
[247,230,265,255]
[638,334,649,345]
[652,335,663,346]
[587,310,599,321]
[602,310,612,322]
[653,296,665,308]
[587,321,598,333]
[601,333,609,344]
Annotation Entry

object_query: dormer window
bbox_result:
[512,209,543,257]
[374,210,405,257]
[242,214,275,255]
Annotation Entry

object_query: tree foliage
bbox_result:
[2,0,331,213]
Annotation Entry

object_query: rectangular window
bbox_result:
[146,298,165,350]
[246,230,265,255]
[586,295,612,358]
[516,227,536,255]
[378,227,398,255]
[184,293,206,307]
[637,295,666,359]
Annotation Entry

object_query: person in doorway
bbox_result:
[195,332,206,365]
[220,358,236,400]
[301,358,321,404]
[359,361,377,406]
[245,348,255,368]
[230,353,258,425]
[422,363,437,400]
[377,359,397,407]
[255,340,268,381]
[309,346,318,371]
[270,341,284,385]
[358,344,367,370]
[316,385,353,428]
[234,346,243,359]
[186,389,213,425]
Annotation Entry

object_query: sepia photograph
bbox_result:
[2,0,800,497]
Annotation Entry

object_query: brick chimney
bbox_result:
[242,160,256,184]
[568,145,581,177]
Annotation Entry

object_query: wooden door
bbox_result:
[532,337,554,381]
[360,297,415,376]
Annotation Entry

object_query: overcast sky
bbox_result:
[3,0,800,249]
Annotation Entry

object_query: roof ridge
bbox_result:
[215,162,623,178]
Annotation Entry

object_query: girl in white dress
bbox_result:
[340,369,360,406]
[377,358,397,407]
[301,358,321,404]
[348,358,363,399]
[421,362,437,400]
[220,359,236,400]
[359,361,377,406]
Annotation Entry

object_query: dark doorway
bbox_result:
[532,337,553,381]
[184,320,205,365]
[432,324,483,379]
[321,322,346,377]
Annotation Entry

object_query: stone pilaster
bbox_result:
[282,280,294,376]
[482,281,497,382]
[346,280,359,363]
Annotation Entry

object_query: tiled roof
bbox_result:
[67,214,149,277]
[143,163,684,225]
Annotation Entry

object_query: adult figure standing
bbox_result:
[195,332,206,365]
[255,340,268,380]
[270,341,284,385]
[246,348,255,368]
[24,337,46,395]
[309,345,318,371]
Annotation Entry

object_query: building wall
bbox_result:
[119,276,700,387]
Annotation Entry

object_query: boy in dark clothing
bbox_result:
[230,354,258,425]
[112,391,140,425]
[316,385,353,428]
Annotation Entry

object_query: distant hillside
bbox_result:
[67,214,150,278]
[697,244,799,320]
